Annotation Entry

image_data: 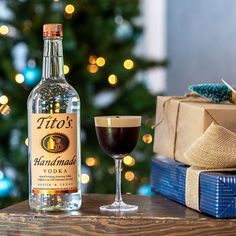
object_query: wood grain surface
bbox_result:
[0,194,235,236]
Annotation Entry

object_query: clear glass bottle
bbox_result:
[27,24,81,211]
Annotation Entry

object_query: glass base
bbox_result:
[29,193,82,212]
[100,201,138,212]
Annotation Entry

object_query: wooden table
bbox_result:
[0,194,236,235]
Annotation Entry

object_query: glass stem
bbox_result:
[115,158,123,204]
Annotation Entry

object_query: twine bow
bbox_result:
[184,123,236,211]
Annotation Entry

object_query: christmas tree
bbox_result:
[0,0,166,208]
[189,84,231,103]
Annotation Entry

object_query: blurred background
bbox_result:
[0,0,235,208]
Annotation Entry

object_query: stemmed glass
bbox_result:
[94,116,141,212]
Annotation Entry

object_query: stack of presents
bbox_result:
[151,94,236,218]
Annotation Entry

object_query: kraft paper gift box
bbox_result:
[153,96,236,165]
[151,156,236,218]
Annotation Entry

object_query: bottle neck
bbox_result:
[42,37,65,81]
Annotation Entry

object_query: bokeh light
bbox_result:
[88,64,98,73]
[123,59,134,70]
[142,134,153,144]
[123,155,135,166]
[85,157,97,167]
[54,102,60,113]
[108,74,118,85]
[96,57,106,67]
[64,65,70,74]
[0,95,8,105]
[25,138,28,146]
[89,55,97,64]
[0,171,3,180]
[0,25,9,35]
[65,4,75,14]
[123,155,132,165]
[81,173,90,184]
[0,104,10,115]
[15,73,24,84]
[125,171,135,181]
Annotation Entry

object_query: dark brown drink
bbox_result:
[94,116,141,212]
[95,126,140,157]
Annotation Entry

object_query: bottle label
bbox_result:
[31,113,77,194]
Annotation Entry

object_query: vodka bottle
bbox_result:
[27,24,81,211]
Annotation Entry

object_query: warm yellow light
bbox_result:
[0,95,8,105]
[54,102,60,113]
[142,134,153,144]
[123,155,135,166]
[0,25,9,35]
[65,4,75,14]
[123,59,134,70]
[15,73,24,84]
[131,159,135,166]
[126,192,132,194]
[96,57,106,67]
[89,55,97,65]
[25,138,28,146]
[0,104,10,115]
[64,65,70,74]
[88,64,98,73]
[108,74,118,85]
[125,171,135,181]
[85,157,97,167]
[123,155,133,166]
[81,173,90,184]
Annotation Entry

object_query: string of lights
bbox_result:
[0,0,158,201]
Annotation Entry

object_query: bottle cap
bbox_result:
[43,24,63,37]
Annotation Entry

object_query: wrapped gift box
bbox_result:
[153,96,236,164]
[151,156,236,218]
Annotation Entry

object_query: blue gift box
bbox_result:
[151,156,236,218]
